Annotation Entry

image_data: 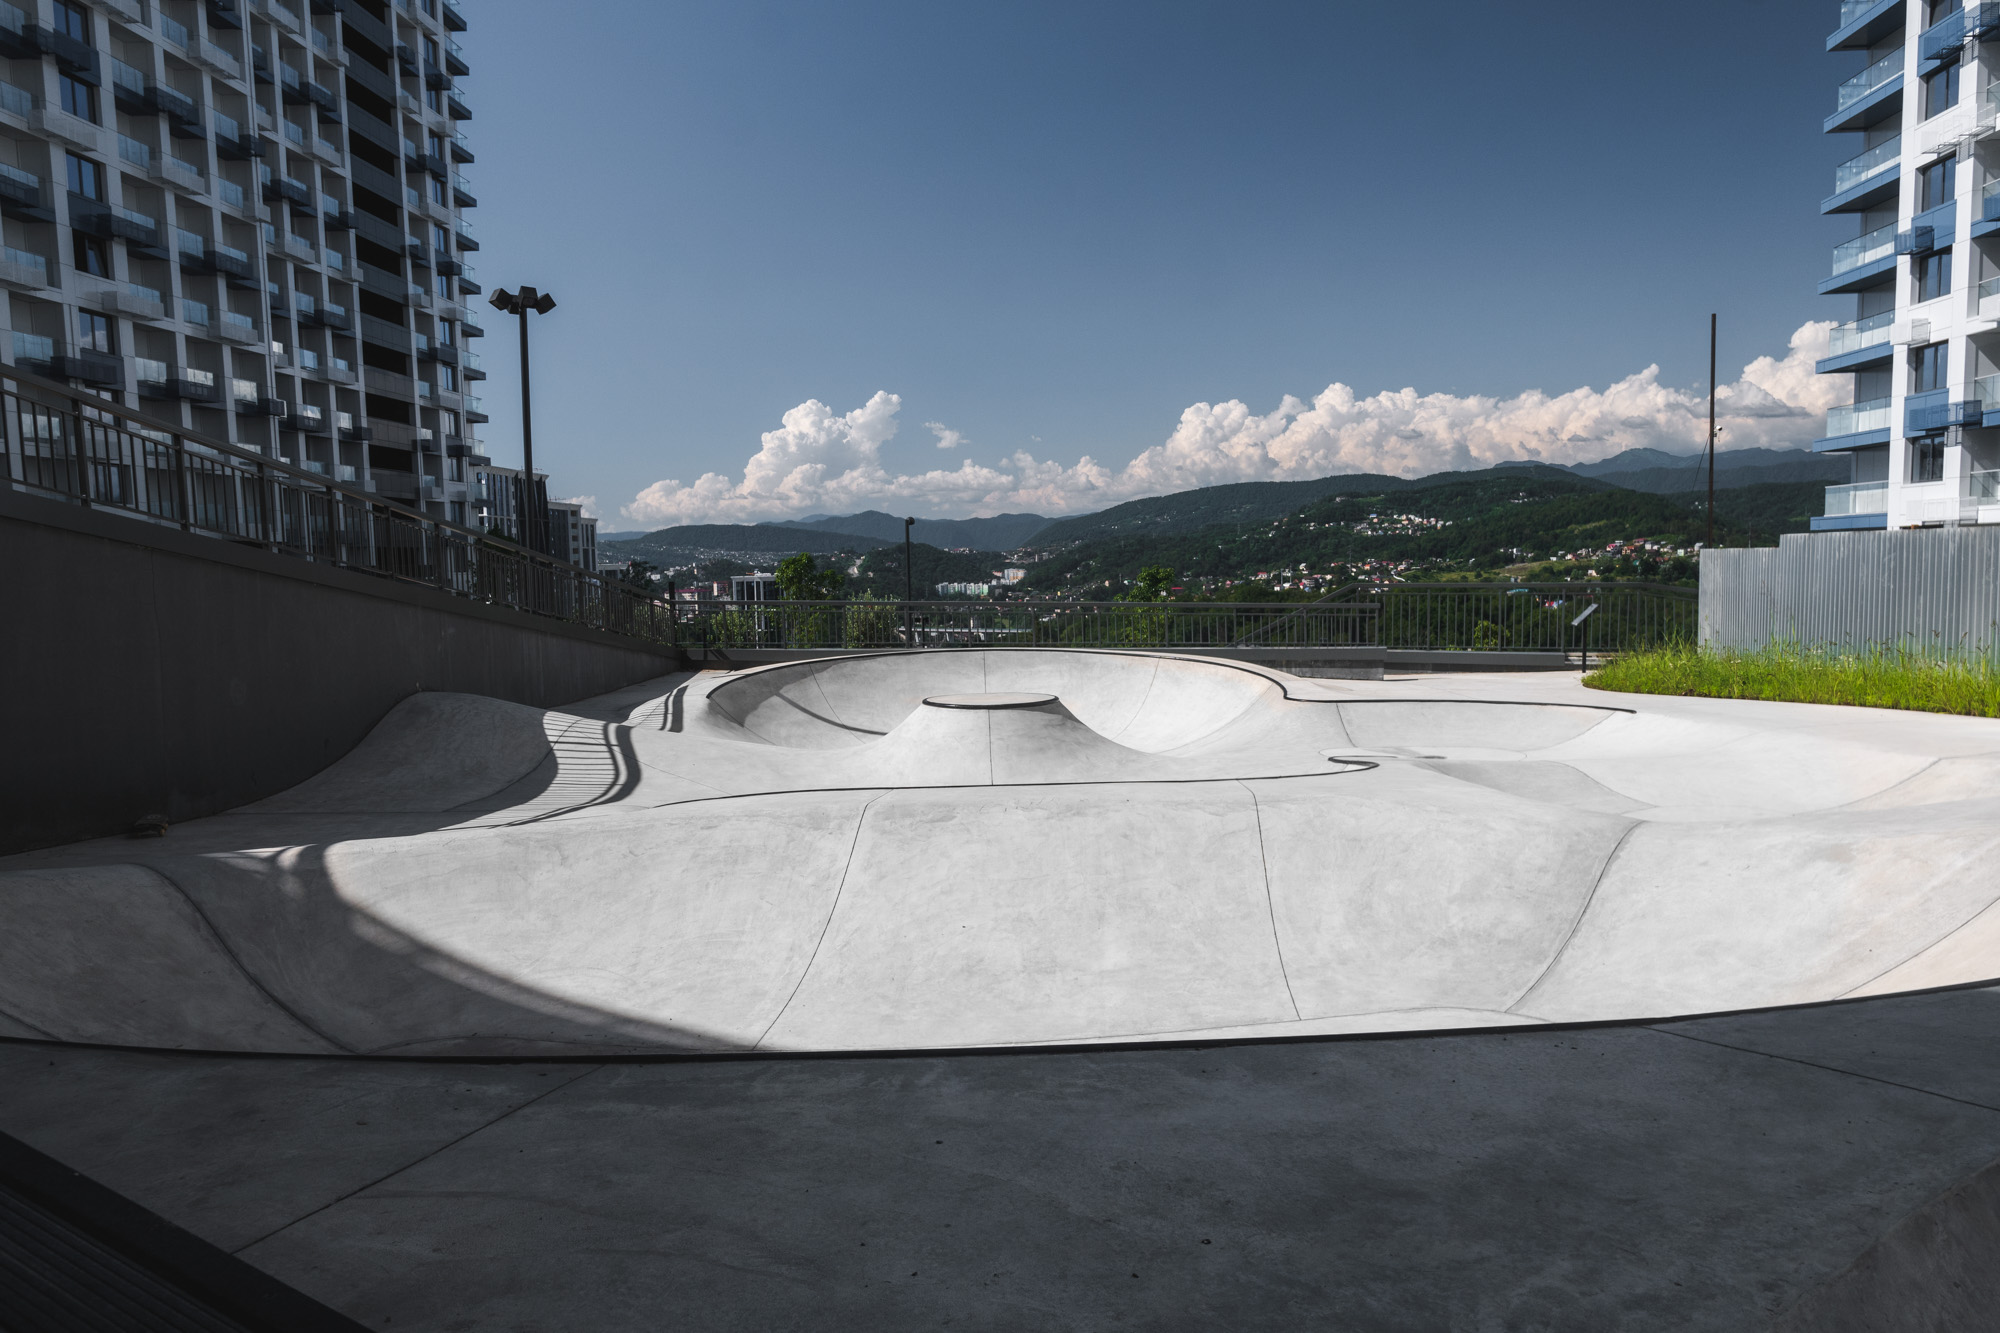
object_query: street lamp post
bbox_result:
[490,285,556,553]
[903,516,915,646]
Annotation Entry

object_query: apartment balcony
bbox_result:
[0,244,46,290]
[452,174,476,208]
[1823,135,1899,212]
[217,310,259,343]
[1903,387,1981,436]
[442,0,465,31]
[192,36,241,80]
[1815,312,1894,373]
[1815,397,1892,449]
[444,36,469,77]
[455,217,478,252]
[460,349,483,381]
[447,91,471,121]
[134,360,219,403]
[86,280,167,322]
[1897,200,1956,254]
[212,113,262,160]
[423,62,452,92]
[306,80,339,115]
[1828,0,1905,51]
[263,174,316,215]
[1810,480,1890,531]
[0,162,49,221]
[46,345,126,387]
[250,0,302,35]
[1966,468,2000,513]
[285,402,332,435]
[449,131,473,164]
[29,104,101,151]
[211,241,255,281]
[98,0,143,20]
[1972,374,2000,427]
[1826,49,1902,133]
[208,0,243,30]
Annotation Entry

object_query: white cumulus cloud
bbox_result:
[622,321,1841,526]
[925,421,965,450]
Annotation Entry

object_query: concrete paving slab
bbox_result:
[6,1017,1994,1331]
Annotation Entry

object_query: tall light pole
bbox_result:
[903,516,915,645]
[490,286,556,553]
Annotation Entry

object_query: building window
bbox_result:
[66,153,103,200]
[437,319,453,347]
[438,364,457,391]
[59,75,97,123]
[425,87,442,112]
[1915,250,1953,302]
[51,0,87,39]
[71,231,109,277]
[77,310,114,355]
[1927,0,1963,26]
[1911,341,1949,392]
[432,222,449,252]
[1909,437,1946,483]
[1919,158,1955,212]
[1924,61,1961,119]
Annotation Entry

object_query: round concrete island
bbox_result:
[3,648,1999,1058]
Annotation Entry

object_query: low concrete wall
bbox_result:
[1,489,679,855]
[1700,527,2000,655]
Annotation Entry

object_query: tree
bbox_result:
[1128,565,1175,602]
[775,552,846,601]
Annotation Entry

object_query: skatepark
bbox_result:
[6,649,2000,1329]
[4,648,1999,1057]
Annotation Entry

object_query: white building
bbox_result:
[1818,0,2000,530]
[545,497,595,571]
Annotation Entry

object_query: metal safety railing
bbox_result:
[672,582,1697,658]
[1,368,676,647]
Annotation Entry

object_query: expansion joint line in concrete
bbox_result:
[1236,780,1301,1021]
[227,1064,604,1257]
[147,862,357,1055]
[1505,821,1641,1016]
[1645,1026,2000,1117]
[0,1001,54,1039]
[752,792,889,1051]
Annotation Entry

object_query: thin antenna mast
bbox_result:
[1707,313,1717,548]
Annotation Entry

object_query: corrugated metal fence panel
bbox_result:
[1700,527,2000,656]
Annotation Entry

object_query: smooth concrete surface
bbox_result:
[0,490,678,855]
[8,986,2000,1329]
[4,649,2000,1055]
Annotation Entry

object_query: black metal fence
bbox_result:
[1,371,675,646]
[675,583,1696,657]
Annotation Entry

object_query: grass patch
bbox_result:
[1583,643,2000,718]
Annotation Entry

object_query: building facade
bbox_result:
[545,495,594,570]
[0,0,485,522]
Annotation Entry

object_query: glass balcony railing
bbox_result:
[1833,136,1899,194]
[174,227,204,258]
[297,348,320,371]
[114,205,156,232]
[109,58,147,98]
[0,80,34,116]
[1823,480,1889,517]
[283,120,306,146]
[1836,49,1902,112]
[1831,222,1896,274]
[221,310,255,337]
[1838,0,1879,23]
[1826,397,1892,436]
[117,135,152,170]
[336,463,357,482]
[0,245,45,279]
[11,330,53,362]
[1974,373,2000,406]
[134,356,169,386]
[157,12,190,50]
[219,179,246,208]
[167,155,203,180]
[1968,469,2000,504]
[180,299,211,325]
[1826,311,1893,356]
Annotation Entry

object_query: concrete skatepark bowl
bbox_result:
[4,648,2000,1057]
[10,649,2000,1329]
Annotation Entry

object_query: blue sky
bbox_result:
[467,0,1849,526]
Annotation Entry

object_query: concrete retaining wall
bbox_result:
[0,488,679,855]
[1700,527,2000,655]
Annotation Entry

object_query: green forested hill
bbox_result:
[1019,475,1826,594]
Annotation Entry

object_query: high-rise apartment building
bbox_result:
[0,0,483,522]
[1816,0,2000,530]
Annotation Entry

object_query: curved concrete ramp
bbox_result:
[3,649,1999,1055]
